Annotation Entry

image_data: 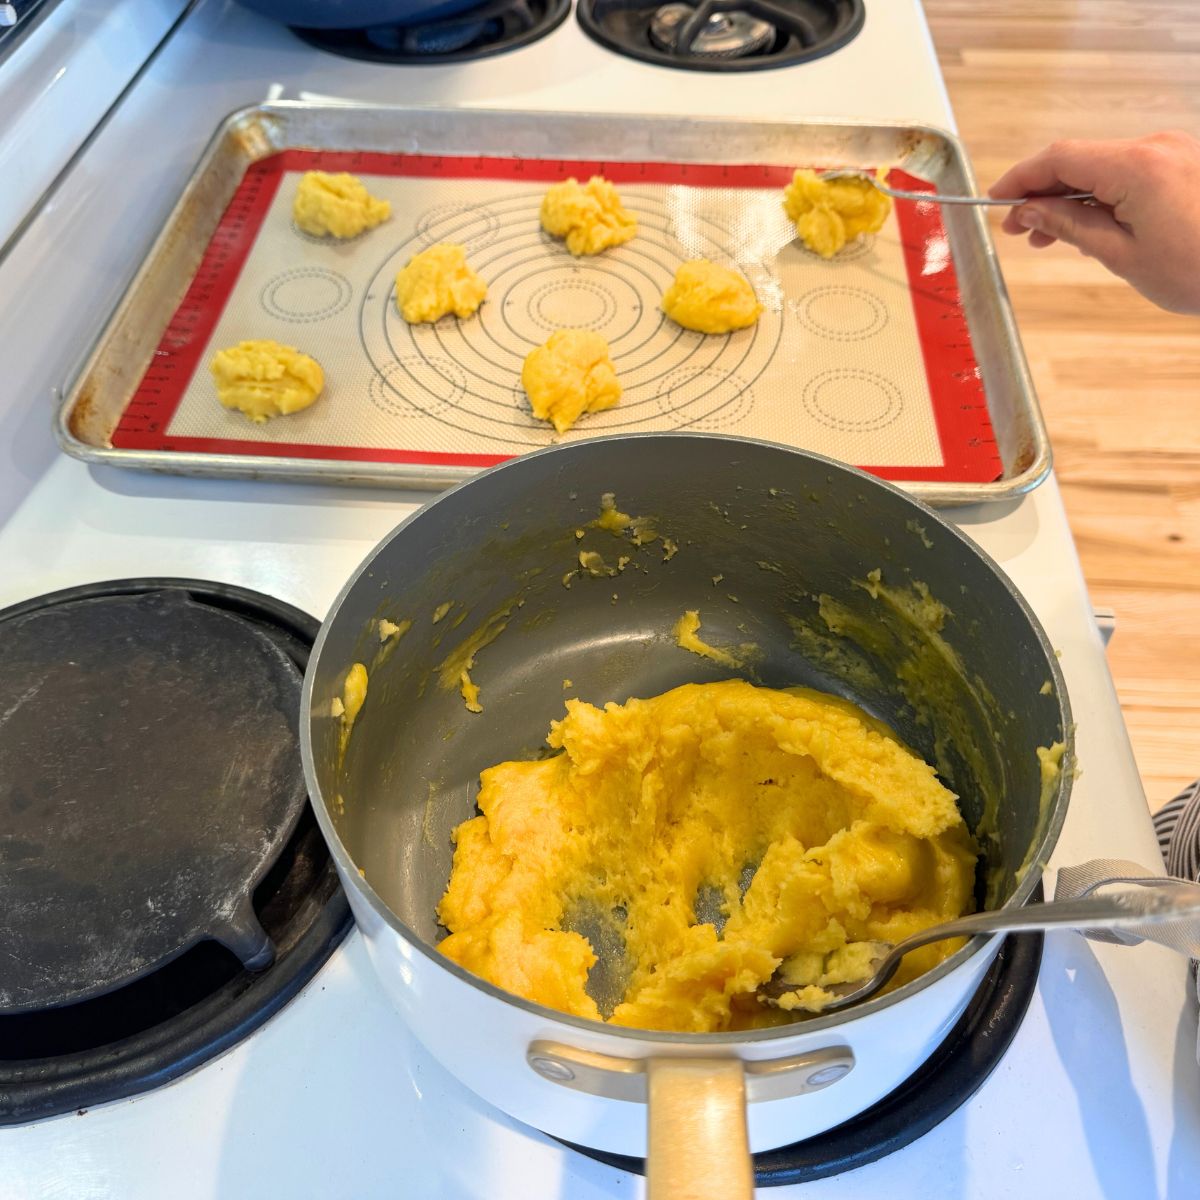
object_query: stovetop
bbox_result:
[576,0,864,73]
[289,0,863,71]
[1,0,1197,1195]
[291,0,570,65]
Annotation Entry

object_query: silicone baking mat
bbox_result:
[113,150,1002,484]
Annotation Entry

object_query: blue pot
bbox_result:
[237,0,488,31]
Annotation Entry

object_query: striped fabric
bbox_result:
[1155,779,1200,882]
[1153,779,1200,1001]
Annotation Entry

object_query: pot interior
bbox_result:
[306,435,1072,981]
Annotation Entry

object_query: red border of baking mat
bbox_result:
[112,150,1002,483]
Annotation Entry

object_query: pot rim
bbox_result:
[300,431,1074,1044]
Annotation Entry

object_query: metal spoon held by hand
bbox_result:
[820,168,1095,207]
[760,879,1200,1014]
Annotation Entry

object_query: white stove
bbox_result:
[2,1,1198,1195]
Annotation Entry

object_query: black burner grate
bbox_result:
[0,580,352,1126]
[291,0,570,64]
[577,0,864,71]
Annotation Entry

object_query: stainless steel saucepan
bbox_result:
[300,433,1073,1196]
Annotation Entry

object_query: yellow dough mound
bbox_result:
[783,168,892,259]
[292,171,391,239]
[540,176,637,256]
[209,339,324,423]
[437,680,977,1033]
[521,329,621,434]
[661,260,763,334]
[394,243,487,324]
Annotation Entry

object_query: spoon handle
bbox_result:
[876,186,1096,206]
[822,881,1200,1013]
[910,882,1200,944]
[819,170,1096,207]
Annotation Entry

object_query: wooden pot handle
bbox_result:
[646,1058,754,1200]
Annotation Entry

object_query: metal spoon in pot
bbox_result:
[819,169,1095,207]
[760,880,1200,1014]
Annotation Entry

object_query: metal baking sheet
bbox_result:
[57,103,1050,504]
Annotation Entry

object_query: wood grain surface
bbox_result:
[924,1,1200,812]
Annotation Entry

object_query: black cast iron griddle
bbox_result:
[0,584,310,1014]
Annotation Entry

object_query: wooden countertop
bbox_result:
[926,0,1200,812]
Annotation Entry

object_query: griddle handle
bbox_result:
[215,900,276,972]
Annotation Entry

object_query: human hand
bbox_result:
[988,131,1200,315]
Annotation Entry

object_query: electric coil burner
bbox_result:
[291,0,570,64]
[577,0,864,71]
[0,580,351,1126]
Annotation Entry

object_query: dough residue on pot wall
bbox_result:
[788,568,1066,907]
[420,492,673,712]
[333,662,368,762]
[378,617,411,642]
[1014,741,1067,885]
[591,491,662,547]
[673,610,742,670]
[435,679,977,1033]
[561,492,673,589]
[436,600,519,715]
[813,572,1007,889]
